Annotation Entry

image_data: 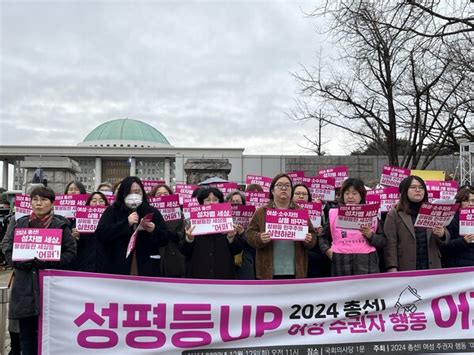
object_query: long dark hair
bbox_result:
[113,176,150,211]
[397,175,428,213]
[64,181,87,194]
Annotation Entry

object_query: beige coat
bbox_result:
[246,202,317,279]
[383,208,450,271]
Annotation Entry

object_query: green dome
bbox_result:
[82,118,171,146]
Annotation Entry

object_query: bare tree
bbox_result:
[294,0,473,168]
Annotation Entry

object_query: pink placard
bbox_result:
[245,175,272,193]
[75,206,107,233]
[189,203,234,236]
[14,194,32,220]
[12,228,62,261]
[366,187,400,213]
[265,208,309,241]
[174,184,199,205]
[209,182,239,196]
[231,205,256,229]
[317,166,349,188]
[245,191,270,209]
[459,207,474,236]
[54,194,88,219]
[296,201,322,227]
[182,198,200,219]
[302,176,336,202]
[126,213,154,258]
[379,165,411,187]
[414,203,459,228]
[142,180,166,193]
[148,195,182,221]
[426,181,459,200]
[336,204,380,230]
[287,171,305,185]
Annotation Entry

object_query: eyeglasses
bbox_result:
[294,192,308,196]
[408,185,425,191]
[275,183,291,190]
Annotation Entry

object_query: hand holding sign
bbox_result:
[431,225,445,238]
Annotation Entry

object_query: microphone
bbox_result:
[130,204,138,231]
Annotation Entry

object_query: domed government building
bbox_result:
[0,118,461,193]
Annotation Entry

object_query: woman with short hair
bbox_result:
[1,186,76,355]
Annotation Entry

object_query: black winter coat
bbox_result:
[180,233,243,279]
[443,211,474,267]
[1,215,77,319]
[95,204,169,276]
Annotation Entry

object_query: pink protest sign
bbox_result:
[318,166,349,188]
[303,176,336,201]
[287,171,305,185]
[142,180,166,193]
[426,180,459,200]
[54,194,88,219]
[12,228,62,261]
[148,195,182,221]
[336,204,380,230]
[174,184,199,205]
[14,194,32,220]
[126,213,154,258]
[379,165,411,187]
[189,203,234,236]
[459,207,474,236]
[245,191,270,209]
[245,175,272,193]
[414,203,459,228]
[231,205,256,229]
[366,187,400,213]
[75,206,107,234]
[296,201,323,227]
[265,209,309,241]
[209,182,239,196]
[182,197,200,219]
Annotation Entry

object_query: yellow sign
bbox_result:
[411,170,445,181]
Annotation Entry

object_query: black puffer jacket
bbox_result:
[1,215,77,319]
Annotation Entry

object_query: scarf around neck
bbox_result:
[29,209,54,229]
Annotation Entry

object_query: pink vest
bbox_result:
[329,208,377,254]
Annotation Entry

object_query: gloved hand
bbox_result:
[33,258,47,269]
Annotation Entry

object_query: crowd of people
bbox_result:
[0,173,472,354]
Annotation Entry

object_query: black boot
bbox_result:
[8,331,21,355]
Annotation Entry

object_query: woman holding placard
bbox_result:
[246,173,316,279]
[319,178,385,276]
[148,184,186,277]
[95,176,169,276]
[182,187,242,279]
[69,191,109,272]
[292,183,330,278]
[1,186,76,355]
[384,175,449,272]
[442,186,474,267]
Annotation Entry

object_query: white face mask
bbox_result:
[125,194,142,209]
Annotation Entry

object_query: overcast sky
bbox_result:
[0,0,351,156]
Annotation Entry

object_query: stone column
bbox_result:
[95,157,102,188]
[2,160,8,190]
[129,157,136,176]
[164,158,171,185]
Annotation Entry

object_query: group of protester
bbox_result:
[1,173,473,354]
